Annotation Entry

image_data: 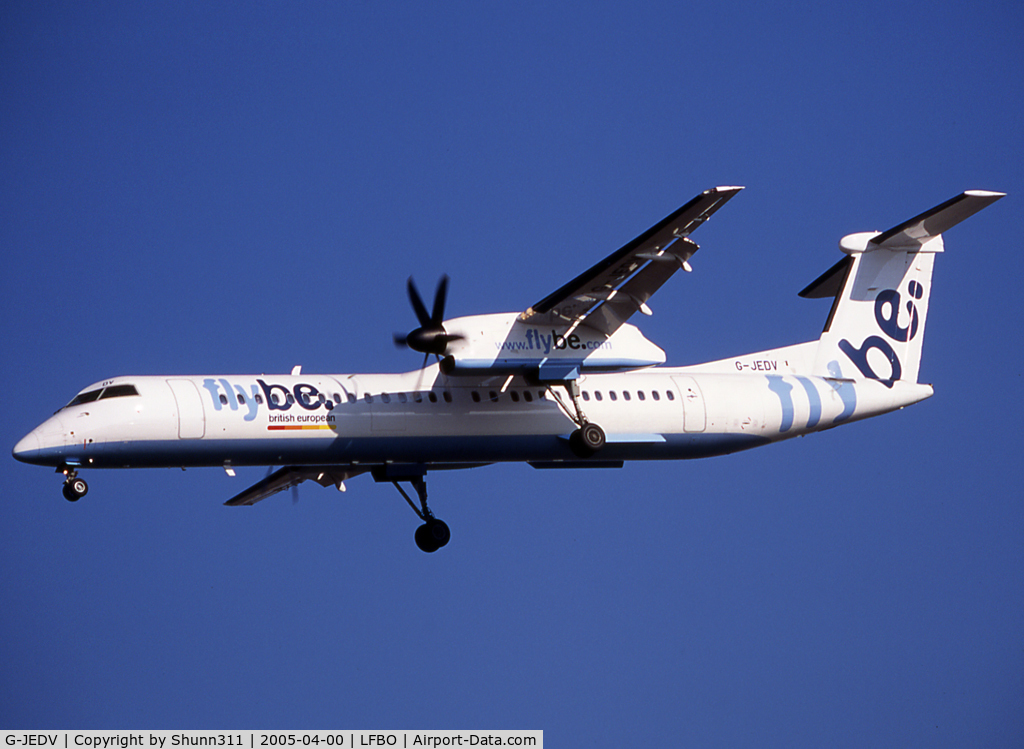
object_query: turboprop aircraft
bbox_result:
[13,186,1004,551]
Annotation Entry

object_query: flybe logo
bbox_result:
[494,329,613,354]
[838,280,924,386]
[201,378,331,422]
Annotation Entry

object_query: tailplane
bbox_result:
[803,190,1004,384]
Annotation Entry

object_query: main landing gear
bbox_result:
[557,379,606,458]
[570,422,606,457]
[387,474,451,553]
[60,468,88,502]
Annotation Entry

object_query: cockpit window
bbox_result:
[65,389,103,408]
[99,384,139,400]
[63,384,140,410]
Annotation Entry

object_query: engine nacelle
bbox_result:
[437,313,665,378]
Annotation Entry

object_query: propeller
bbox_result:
[393,275,464,358]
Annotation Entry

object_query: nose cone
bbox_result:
[13,430,42,463]
[13,415,67,466]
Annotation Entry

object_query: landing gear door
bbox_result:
[166,379,206,439]
[671,376,706,433]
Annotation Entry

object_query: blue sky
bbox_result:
[2,1,1021,743]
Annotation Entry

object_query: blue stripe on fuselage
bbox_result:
[25,432,770,470]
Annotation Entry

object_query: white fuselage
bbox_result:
[13,364,932,471]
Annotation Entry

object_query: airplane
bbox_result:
[12,186,1005,552]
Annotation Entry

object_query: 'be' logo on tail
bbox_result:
[838,280,923,385]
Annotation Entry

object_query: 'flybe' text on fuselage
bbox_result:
[201,378,332,421]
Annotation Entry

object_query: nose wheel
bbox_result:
[61,471,88,502]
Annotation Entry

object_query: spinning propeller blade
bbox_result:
[394,275,463,357]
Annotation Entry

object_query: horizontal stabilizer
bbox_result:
[870,190,1005,249]
[799,255,853,299]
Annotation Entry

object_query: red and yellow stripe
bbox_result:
[267,424,336,431]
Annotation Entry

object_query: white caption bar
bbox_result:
[1,732,542,749]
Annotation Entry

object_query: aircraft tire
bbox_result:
[570,423,606,457]
[429,519,451,548]
[415,519,451,553]
[63,478,88,502]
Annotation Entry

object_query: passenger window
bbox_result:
[594,391,603,401]
[219,394,229,405]
[347,393,357,404]
[334,393,342,403]
[443,391,452,403]
[255,394,264,404]
[472,391,481,402]
[398,393,408,403]
[622,391,631,401]
[381,393,391,403]
[428,392,438,403]
[510,391,520,402]
[609,391,618,401]
[582,391,590,401]
[667,390,675,400]
[237,393,245,405]
[489,391,499,403]
[413,392,422,403]
[523,391,533,402]
[652,391,660,401]
[364,393,373,404]
[286,393,294,405]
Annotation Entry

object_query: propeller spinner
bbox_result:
[394,275,463,357]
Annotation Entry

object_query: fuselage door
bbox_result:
[166,379,206,439]
[671,375,706,433]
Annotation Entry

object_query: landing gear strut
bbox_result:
[391,475,450,553]
[60,468,88,502]
[555,379,606,458]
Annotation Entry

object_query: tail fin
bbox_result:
[803,190,1004,384]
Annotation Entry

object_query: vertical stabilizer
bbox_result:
[803,191,1004,384]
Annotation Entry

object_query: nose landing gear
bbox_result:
[60,468,88,502]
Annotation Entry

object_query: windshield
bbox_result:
[64,389,102,408]
[62,384,139,410]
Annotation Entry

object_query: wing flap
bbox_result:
[224,466,365,506]
[520,186,743,334]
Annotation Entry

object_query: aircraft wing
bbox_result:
[224,465,366,506]
[519,186,743,335]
